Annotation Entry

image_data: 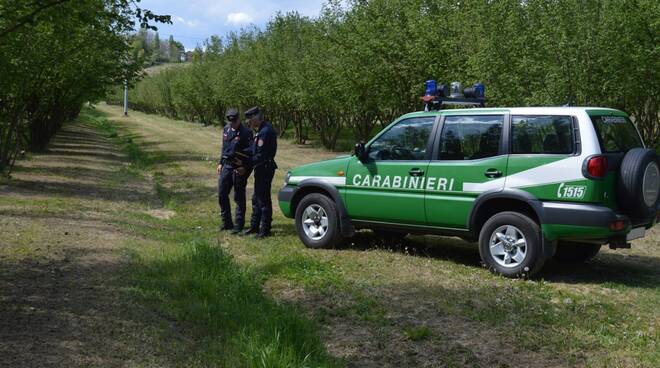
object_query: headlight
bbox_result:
[285,171,291,184]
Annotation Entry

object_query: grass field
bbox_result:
[1,103,658,367]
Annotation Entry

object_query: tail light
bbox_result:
[585,155,608,178]
[609,220,626,231]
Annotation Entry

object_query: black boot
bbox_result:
[241,227,259,236]
[230,226,243,235]
[219,221,234,231]
[254,231,271,239]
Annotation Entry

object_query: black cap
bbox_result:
[244,106,261,118]
[225,107,239,122]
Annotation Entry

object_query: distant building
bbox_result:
[180,51,194,62]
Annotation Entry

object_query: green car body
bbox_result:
[278,107,659,277]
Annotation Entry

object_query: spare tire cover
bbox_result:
[617,148,660,219]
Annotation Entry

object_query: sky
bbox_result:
[139,0,328,50]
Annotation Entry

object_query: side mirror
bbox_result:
[355,142,368,162]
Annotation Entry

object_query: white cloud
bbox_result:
[174,16,200,28]
[226,12,254,25]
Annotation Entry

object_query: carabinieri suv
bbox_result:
[278,86,659,277]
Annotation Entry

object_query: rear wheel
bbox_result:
[478,211,545,278]
[553,242,601,263]
[295,193,343,249]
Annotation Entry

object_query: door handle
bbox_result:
[409,168,425,177]
[484,168,503,178]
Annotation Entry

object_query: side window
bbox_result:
[512,115,574,154]
[438,115,503,160]
[368,117,434,161]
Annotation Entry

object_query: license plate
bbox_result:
[626,227,645,241]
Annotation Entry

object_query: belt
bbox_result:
[255,159,277,169]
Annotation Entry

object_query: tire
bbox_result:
[295,193,343,249]
[617,148,660,219]
[478,211,545,278]
[553,241,601,263]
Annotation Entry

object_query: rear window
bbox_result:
[590,115,643,153]
[511,115,574,154]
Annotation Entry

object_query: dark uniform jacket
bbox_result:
[220,123,253,168]
[250,122,277,168]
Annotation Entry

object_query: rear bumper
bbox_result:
[539,201,654,241]
[542,202,628,227]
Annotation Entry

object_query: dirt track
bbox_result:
[0,121,170,367]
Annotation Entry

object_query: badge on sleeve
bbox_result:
[258,139,264,147]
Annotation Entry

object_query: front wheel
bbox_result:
[295,193,343,249]
[478,211,545,278]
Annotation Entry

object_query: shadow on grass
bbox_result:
[6,121,157,203]
[0,246,164,367]
[539,254,660,288]
[14,164,125,180]
[342,231,483,267]
[45,129,114,147]
[338,230,660,288]
[6,177,153,202]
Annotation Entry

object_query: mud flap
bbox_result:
[340,216,355,237]
[542,235,557,259]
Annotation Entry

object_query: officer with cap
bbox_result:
[242,106,278,238]
[217,107,253,234]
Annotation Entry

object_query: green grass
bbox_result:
[84,108,339,367]
[403,325,432,341]
[130,239,333,367]
[88,103,660,367]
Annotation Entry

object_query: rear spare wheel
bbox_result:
[617,148,659,219]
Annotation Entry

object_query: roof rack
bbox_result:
[422,80,486,111]
[424,97,486,111]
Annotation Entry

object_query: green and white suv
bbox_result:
[278,106,659,277]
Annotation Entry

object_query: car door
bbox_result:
[345,116,437,225]
[425,114,508,229]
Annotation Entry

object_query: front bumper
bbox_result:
[278,185,296,218]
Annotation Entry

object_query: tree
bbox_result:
[104,0,659,151]
[168,35,183,62]
[0,0,171,175]
[153,32,161,62]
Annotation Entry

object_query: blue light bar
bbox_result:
[425,80,437,96]
[474,82,485,98]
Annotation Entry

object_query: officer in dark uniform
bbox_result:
[217,107,253,234]
[242,106,277,238]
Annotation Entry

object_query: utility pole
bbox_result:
[123,78,128,116]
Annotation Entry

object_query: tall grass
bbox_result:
[133,239,334,368]
[84,107,337,367]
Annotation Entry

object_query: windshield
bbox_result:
[590,115,643,153]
